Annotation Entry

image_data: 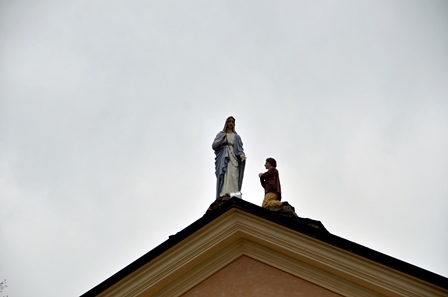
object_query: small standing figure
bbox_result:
[212,116,246,198]
[259,157,282,208]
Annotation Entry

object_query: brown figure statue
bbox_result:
[259,157,283,209]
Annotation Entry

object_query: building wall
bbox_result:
[182,255,342,297]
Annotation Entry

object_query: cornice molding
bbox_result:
[97,208,448,297]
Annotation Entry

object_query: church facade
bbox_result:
[80,198,448,297]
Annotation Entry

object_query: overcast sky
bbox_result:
[1,1,447,296]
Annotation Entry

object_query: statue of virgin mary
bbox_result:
[212,116,246,198]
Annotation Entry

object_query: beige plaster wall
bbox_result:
[181,255,342,297]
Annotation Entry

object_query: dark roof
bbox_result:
[80,198,448,296]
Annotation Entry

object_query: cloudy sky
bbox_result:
[1,1,447,296]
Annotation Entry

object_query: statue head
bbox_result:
[266,157,277,168]
[223,116,236,133]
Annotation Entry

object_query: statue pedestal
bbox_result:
[207,198,298,218]
[205,197,328,232]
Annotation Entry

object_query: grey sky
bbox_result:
[1,1,447,296]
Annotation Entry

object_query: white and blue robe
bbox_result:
[212,131,245,198]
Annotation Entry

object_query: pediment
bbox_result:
[182,255,341,297]
[82,200,448,297]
